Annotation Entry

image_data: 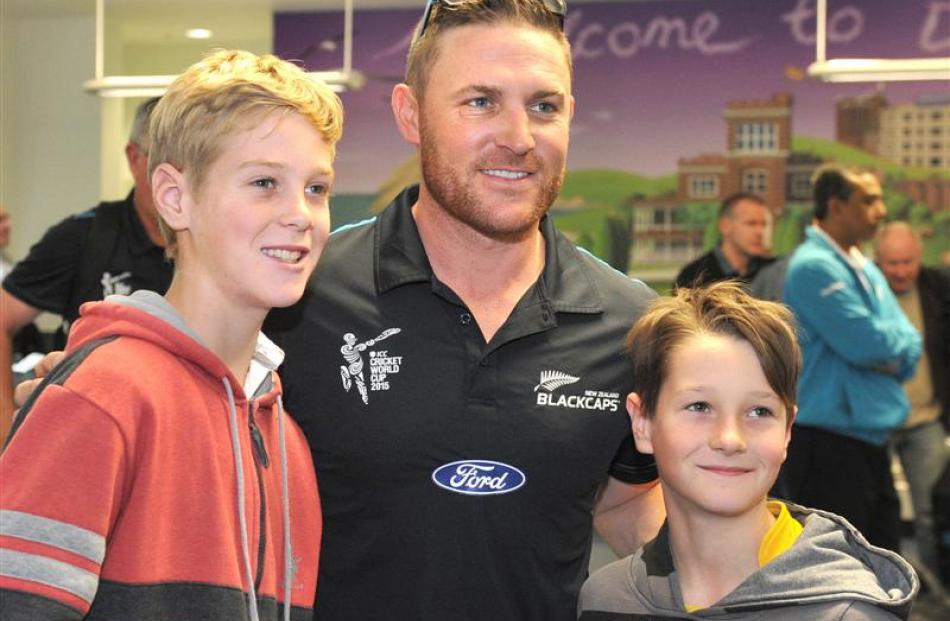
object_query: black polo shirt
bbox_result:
[2,191,172,329]
[674,246,776,289]
[268,186,658,621]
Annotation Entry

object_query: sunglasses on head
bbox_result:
[418,0,567,38]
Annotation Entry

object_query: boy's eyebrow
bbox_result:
[673,385,714,394]
[239,160,334,176]
[672,386,780,401]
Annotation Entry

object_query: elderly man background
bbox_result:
[875,221,949,586]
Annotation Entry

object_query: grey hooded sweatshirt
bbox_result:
[578,504,918,620]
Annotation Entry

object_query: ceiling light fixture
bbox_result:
[185,28,213,40]
[806,0,950,83]
[84,0,364,97]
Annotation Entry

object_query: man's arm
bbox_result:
[785,261,920,372]
[0,289,41,440]
[592,476,664,557]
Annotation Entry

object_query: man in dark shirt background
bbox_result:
[675,192,774,289]
[0,97,172,437]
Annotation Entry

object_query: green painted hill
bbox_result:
[792,136,949,181]
[559,169,676,209]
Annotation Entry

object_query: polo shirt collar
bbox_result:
[374,185,604,314]
[810,223,867,271]
[807,225,874,295]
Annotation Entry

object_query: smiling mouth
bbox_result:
[261,248,305,264]
[699,466,752,476]
[482,169,531,180]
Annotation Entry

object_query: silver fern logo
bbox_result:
[534,369,621,413]
[534,370,580,392]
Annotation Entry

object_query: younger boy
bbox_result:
[578,282,918,620]
[0,49,343,621]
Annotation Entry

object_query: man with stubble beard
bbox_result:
[266,1,663,619]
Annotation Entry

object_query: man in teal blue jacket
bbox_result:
[780,164,921,553]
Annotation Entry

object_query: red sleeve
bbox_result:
[0,385,129,618]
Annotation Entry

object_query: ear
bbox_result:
[827,195,845,218]
[627,392,654,455]
[151,162,190,233]
[391,83,421,146]
[782,405,797,459]
[568,94,576,122]
[718,215,731,238]
[125,142,141,168]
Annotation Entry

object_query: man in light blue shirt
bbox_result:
[780,164,921,553]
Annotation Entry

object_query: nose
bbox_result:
[873,198,887,220]
[282,192,315,231]
[709,417,746,455]
[496,107,535,156]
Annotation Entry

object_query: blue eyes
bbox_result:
[251,178,329,197]
[464,98,558,114]
[684,402,775,418]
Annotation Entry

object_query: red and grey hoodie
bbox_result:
[0,290,320,621]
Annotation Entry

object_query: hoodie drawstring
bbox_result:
[276,395,293,621]
[223,379,261,621]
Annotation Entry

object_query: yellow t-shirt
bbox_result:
[759,500,804,566]
[684,501,803,612]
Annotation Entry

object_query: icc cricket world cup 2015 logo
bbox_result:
[339,328,401,404]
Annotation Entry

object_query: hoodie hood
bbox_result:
[715,504,916,617]
[628,503,918,619]
[579,503,919,621]
[70,290,283,400]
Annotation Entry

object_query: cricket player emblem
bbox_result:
[339,328,402,404]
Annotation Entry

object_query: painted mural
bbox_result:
[275,0,950,286]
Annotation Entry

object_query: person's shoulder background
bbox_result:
[2,210,96,310]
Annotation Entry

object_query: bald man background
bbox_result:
[875,221,950,585]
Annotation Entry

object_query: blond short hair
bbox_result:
[149,49,344,258]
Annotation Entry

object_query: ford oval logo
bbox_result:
[432,460,526,496]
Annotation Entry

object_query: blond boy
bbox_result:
[0,50,342,621]
[579,282,918,620]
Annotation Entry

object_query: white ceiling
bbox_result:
[4,0,640,18]
[3,0,655,64]
[3,0,435,18]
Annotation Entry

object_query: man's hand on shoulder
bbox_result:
[593,477,665,557]
[15,350,65,406]
[2,349,64,444]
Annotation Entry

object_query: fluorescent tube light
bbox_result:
[185,28,213,40]
[84,70,365,96]
[807,58,950,83]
